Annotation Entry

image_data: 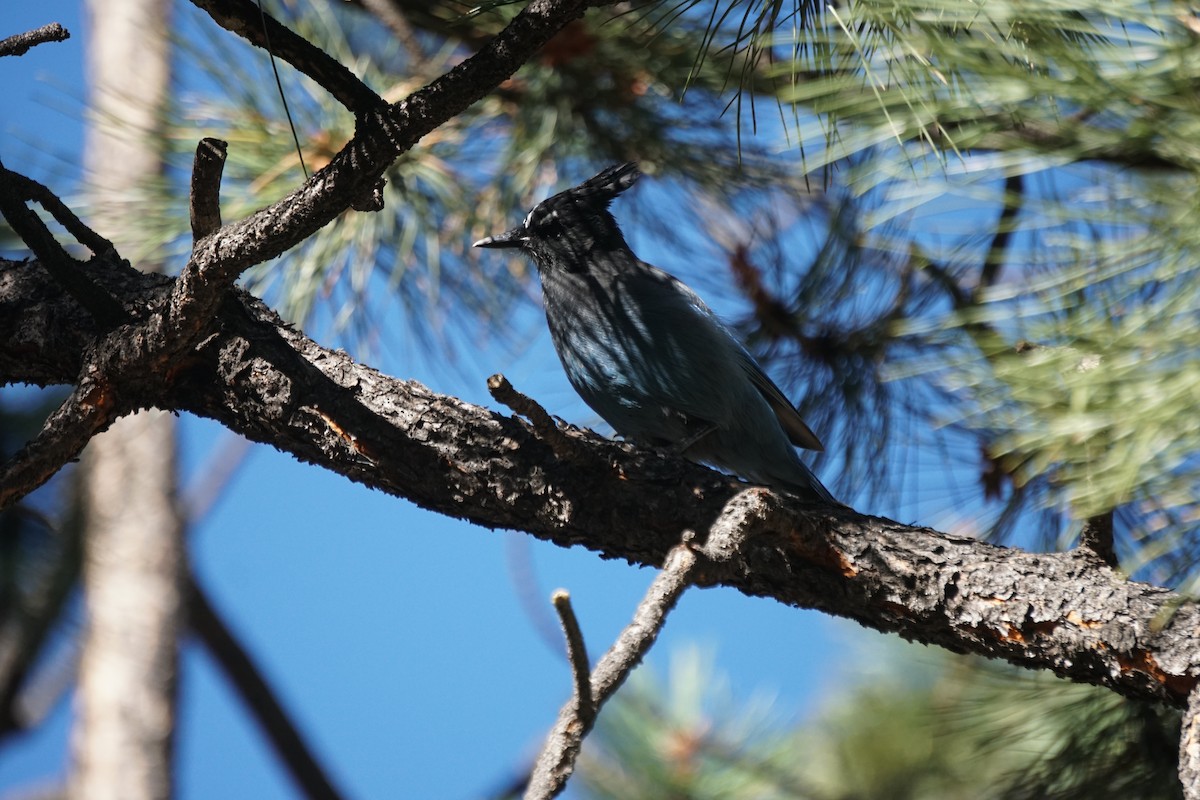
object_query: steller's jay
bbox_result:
[475,163,836,503]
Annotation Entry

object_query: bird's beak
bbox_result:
[473,226,527,249]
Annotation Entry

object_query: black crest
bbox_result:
[551,162,641,210]
[475,163,643,264]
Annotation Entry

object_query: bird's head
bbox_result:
[474,162,641,272]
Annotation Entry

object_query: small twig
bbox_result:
[189,138,228,241]
[173,135,258,345]
[0,23,69,58]
[550,590,593,722]
[1181,685,1200,799]
[0,376,120,512]
[487,374,577,460]
[525,538,700,800]
[4,170,114,256]
[188,573,347,800]
[1079,510,1117,568]
[0,165,127,327]
[589,539,698,700]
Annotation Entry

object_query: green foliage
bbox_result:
[578,646,1182,800]
[85,0,1199,565]
[682,0,1200,572]
[140,0,826,357]
[579,647,819,799]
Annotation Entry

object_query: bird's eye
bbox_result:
[535,217,566,238]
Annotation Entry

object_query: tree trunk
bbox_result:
[68,2,184,799]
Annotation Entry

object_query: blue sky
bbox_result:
[0,3,885,798]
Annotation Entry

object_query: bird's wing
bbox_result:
[735,350,825,451]
[654,267,825,452]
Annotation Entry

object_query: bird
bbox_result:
[474,162,836,504]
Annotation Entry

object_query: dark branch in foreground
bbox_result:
[1080,510,1118,568]
[0,23,69,57]
[177,0,607,290]
[2,253,1199,710]
[189,138,228,241]
[0,165,127,327]
[0,169,113,256]
[0,376,120,509]
[189,0,383,114]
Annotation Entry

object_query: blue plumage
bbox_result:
[475,163,835,503]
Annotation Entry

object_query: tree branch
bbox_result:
[188,0,384,114]
[1080,510,1117,568]
[189,138,228,241]
[549,590,593,724]
[0,372,120,510]
[2,255,1199,708]
[1,169,114,257]
[176,0,608,289]
[0,508,82,741]
[0,23,69,58]
[187,573,347,800]
[527,540,698,799]
[0,165,127,328]
[974,171,1022,302]
[488,374,579,461]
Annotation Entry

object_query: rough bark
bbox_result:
[2,255,1197,709]
[3,3,1198,797]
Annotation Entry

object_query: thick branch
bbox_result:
[2,257,1199,709]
